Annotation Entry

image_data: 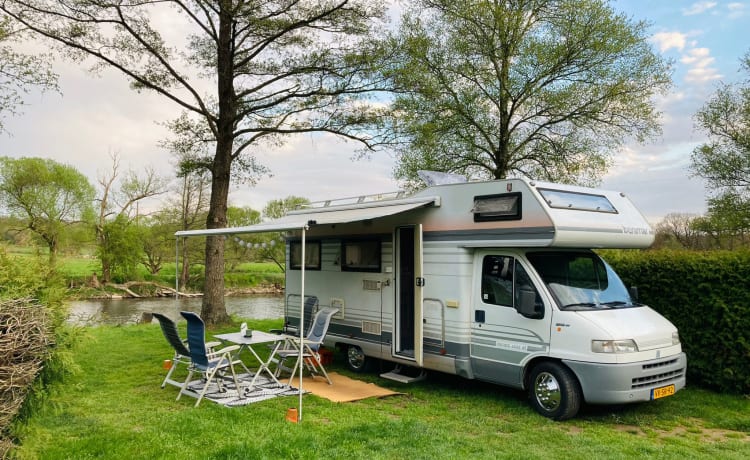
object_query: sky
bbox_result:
[0,0,747,224]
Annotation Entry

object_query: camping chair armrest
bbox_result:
[214,345,240,355]
[207,344,240,359]
[205,341,221,351]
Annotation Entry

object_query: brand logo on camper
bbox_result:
[621,226,652,235]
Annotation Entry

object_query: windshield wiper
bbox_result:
[560,302,598,311]
[600,301,627,307]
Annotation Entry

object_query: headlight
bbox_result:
[592,339,638,353]
[672,331,680,345]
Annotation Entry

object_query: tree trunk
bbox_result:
[200,4,235,326]
[47,239,57,267]
[201,149,232,325]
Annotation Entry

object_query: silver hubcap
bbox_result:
[347,347,365,369]
[534,371,562,412]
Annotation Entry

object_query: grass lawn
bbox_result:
[12,319,750,460]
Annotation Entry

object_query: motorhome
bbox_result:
[178,176,687,420]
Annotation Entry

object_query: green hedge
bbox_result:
[601,250,750,395]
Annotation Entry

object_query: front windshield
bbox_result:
[526,251,638,310]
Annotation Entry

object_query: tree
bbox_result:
[96,214,143,282]
[225,205,261,269]
[263,196,310,219]
[691,51,750,194]
[162,158,212,290]
[140,214,175,276]
[380,0,672,188]
[95,152,166,283]
[1,0,389,324]
[654,213,702,249]
[0,16,57,133]
[0,157,95,264]
[261,196,310,270]
[692,192,750,249]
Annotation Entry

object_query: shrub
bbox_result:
[0,248,81,455]
[601,249,750,394]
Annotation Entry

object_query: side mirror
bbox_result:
[517,289,544,319]
[629,286,639,303]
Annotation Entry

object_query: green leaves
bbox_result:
[383,0,671,185]
[0,16,58,133]
[0,157,96,264]
[691,50,750,193]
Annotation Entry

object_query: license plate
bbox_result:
[652,384,675,400]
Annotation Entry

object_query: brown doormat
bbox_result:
[289,372,402,402]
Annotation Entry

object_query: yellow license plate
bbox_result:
[652,384,675,400]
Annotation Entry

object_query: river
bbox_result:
[67,295,285,326]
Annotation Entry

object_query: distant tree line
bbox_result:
[656,51,750,250]
[0,153,308,287]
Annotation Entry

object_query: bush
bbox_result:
[0,299,51,456]
[601,249,750,394]
[0,248,81,455]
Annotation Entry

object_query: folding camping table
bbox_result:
[213,330,292,389]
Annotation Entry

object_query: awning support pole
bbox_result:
[298,225,307,422]
[174,237,179,299]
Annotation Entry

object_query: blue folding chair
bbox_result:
[177,311,243,407]
[152,312,221,389]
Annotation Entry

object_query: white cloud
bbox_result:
[727,2,747,19]
[682,1,718,15]
[681,47,723,83]
[651,31,687,52]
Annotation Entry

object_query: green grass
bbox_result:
[56,256,100,278]
[2,244,285,293]
[12,319,749,459]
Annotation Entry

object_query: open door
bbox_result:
[395,225,424,366]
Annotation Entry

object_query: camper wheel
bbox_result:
[345,345,371,373]
[528,362,581,421]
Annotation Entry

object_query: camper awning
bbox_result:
[174,196,440,237]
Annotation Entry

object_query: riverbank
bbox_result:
[67,281,284,300]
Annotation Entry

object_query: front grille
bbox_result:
[632,368,684,389]
[642,358,678,370]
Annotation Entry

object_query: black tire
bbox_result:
[528,361,582,421]
[345,345,371,373]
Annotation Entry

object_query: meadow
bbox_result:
[11,318,749,460]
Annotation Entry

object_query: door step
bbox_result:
[380,365,427,384]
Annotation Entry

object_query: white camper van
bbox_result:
[179,177,687,420]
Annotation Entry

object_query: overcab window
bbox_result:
[538,188,617,214]
[341,240,381,272]
[290,241,321,270]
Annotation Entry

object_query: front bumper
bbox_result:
[564,352,687,404]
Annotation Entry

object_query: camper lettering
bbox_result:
[621,226,652,235]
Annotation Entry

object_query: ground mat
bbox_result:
[288,372,402,402]
[182,373,302,407]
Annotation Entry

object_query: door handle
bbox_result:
[475,310,485,323]
[416,277,425,287]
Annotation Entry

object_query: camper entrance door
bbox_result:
[394,225,424,366]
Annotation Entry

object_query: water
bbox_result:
[68,295,285,326]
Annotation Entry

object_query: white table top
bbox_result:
[214,330,290,346]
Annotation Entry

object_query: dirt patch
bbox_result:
[613,418,749,443]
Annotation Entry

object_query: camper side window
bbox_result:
[290,241,321,270]
[341,240,381,272]
[481,256,543,311]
